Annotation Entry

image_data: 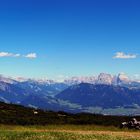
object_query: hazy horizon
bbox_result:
[0,72,139,83]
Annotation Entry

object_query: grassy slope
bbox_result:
[0,125,140,140]
[0,102,140,139]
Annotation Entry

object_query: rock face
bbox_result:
[64,76,96,85]
[97,73,113,85]
[63,73,133,86]
[117,73,130,84]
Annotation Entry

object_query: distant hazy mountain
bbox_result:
[64,76,96,85]
[16,80,68,97]
[63,73,140,89]
[0,80,76,113]
[0,81,28,103]
[0,75,68,104]
[56,83,140,108]
[0,75,17,84]
[1,73,139,88]
[0,73,140,115]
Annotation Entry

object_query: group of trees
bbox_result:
[0,102,139,126]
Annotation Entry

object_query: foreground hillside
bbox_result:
[0,101,140,126]
[0,125,140,140]
[1,102,140,140]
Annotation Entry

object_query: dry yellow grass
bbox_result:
[0,125,140,140]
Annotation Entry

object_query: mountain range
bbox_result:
[0,73,140,115]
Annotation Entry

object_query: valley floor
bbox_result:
[0,125,140,140]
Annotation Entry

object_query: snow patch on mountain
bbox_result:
[0,73,139,89]
[0,75,17,84]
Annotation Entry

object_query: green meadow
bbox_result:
[0,125,140,140]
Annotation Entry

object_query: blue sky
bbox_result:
[0,0,140,78]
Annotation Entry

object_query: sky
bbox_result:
[0,0,140,79]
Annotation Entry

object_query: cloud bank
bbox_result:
[0,52,20,57]
[24,53,37,59]
[113,52,137,59]
[0,52,37,59]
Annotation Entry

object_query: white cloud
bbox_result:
[0,52,37,59]
[24,53,37,59]
[0,52,21,57]
[113,52,137,59]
